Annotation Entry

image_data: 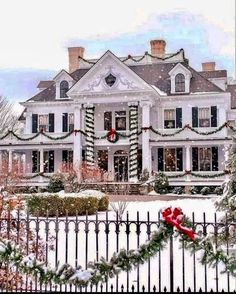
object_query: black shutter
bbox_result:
[211,106,217,127]
[212,147,218,171]
[49,151,54,173]
[62,113,68,132]
[82,149,86,161]
[176,148,183,171]
[192,107,198,127]
[192,147,199,171]
[32,114,38,133]
[176,108,182,128]
[49,113,54,132]
[32,151,39,173]
[62,150,67,163]
[158,148,164,171]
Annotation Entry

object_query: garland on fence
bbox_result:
[129,104,139,180]
[0,207,236,287]
[1,121,236,142]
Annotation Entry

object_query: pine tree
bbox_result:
[154,172,169,194]
[215,138,236,245]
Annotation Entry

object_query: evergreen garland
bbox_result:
[129,104,139,180]
[85,107,95,165]
[0,207,236,288]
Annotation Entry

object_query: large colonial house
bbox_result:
[1,39,236,188]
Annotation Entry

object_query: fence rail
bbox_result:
[0,210,236,292]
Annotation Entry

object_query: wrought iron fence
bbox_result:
[0,210,236,292]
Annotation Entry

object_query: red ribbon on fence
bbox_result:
[162,207,196,241]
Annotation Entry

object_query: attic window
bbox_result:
[105,74,116,87]
[60,80,69,98]
[175,74,185,92]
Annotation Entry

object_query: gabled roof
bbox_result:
[198,70,227,79]
[26,53,224,102]
[37,81,54,89]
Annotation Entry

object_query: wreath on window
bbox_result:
[107,128,119,143]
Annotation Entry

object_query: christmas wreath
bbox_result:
[107,128,119,143]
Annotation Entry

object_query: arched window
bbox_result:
[175,74,185,92]
[60,80,69,98]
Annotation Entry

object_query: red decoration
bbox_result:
[108,128,116,140]
[162,207,196,241]
[74,129,79,136]
[185,170,191,175]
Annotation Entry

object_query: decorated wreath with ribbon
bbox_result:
[0,207,236,287]
[107,128,119,143]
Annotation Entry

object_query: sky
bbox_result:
[0,0,235,104]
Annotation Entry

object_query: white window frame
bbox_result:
[164,108,176,129]
[198,147,212,171]
[38,114,49,132]
[198,107,210,128]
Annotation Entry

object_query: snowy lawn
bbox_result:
[24,196,236,292]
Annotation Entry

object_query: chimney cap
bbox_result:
[150,39,166,45]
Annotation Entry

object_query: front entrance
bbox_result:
[114,150,128,182]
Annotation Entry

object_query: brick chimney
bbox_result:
[68,47,85,73]
[150,39,166,58]
[202,62,216,72]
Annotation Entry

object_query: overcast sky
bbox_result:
[0,0,235,102]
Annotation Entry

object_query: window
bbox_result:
[175,73,185,92]
[115,111,126,131]
[164,148,176,171]
[104,112,112,130]
[199,108,210,127]
[105,74,116,87]
[43,151,54,173]
[60,80,69,98]
[164,109,175,129]
[38,114,49,132]
[62,113,74,132]
[68,113,74,131]
[32,151,40,173]
[199,148,211,171]
[97,150,108,172]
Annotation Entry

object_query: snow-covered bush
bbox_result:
[200,187,211,195]
[214,186,223,195]
[154,172,169,194]
[189,186,198,195]
[27,192,109,217]
[172,186,184,195]
[48,173,64,192]
[140,168,150,182]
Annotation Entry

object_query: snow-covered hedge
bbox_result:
[26,191,109,217]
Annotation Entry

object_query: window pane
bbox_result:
[115,111,126,130]
[97,150,108,172]
[164,148,176,171]
[175,74,185,92]
[39,115,49,132]
[199,148,211,171]
[199,108,210,127]
[104,112,112,130]
[60,80,69,98]
[164,109,175,129]
[69,113,74,131]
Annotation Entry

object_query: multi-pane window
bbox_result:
[38,114,49,132]
[164,148,176,171]
[164,109,175,129]
[104,112,112,130]
[199,148,211,171]
[60,80,69,98]
[175,73,185,92]
[43,151,54,173]
[68,113,74,132]
[97,150,108,172]
[199,108,210,127]
[115,111,126,131]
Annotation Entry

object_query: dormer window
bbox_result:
[60,80,69,98]
[175,73,185,92]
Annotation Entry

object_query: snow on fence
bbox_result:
[1,210,236,293]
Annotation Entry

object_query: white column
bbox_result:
[140,101,152,173]
[185,145,191,181]
[73,104,82,169]
[0,151,2,173]
[40,149,44,173]
[8,149,13,172]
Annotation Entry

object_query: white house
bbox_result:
[1,39,236,188]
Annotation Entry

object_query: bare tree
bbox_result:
[0,97,22,135]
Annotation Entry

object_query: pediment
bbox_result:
[168,63,192,78]
[53,70,75,82]
[67,51,155,96]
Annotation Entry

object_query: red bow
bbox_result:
[162,207,196,241]
[74,130,79,136]
[108,128,116,140]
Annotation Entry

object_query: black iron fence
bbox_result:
[0,210,236,292]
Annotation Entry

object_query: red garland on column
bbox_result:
[162,207,196,241]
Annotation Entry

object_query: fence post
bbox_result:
[170,234,174,292]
